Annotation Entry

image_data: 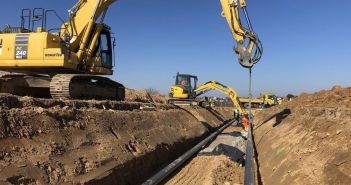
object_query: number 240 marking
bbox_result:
[16,50,27,56]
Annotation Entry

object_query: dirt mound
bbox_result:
[253,86,351,185]
[0,94,234,184]
[125,88,168,104]
[165,155,243,185]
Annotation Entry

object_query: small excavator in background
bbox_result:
[239,93,280,108]
[169,73,245,116]
[0,0,261,100]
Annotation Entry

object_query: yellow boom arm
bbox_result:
[62,0,117,60]
[62,0,261,68]
[194,81,245,114]
[220,0,263,68]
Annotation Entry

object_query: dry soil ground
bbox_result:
[3,85,350,185]
[165,125,245,185]
[0,92,234,185]
[253,86,351,185]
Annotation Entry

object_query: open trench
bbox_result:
[163,123,246,185]
[0,93,237,185]
[141,87,351,185]
[1,86,350,185]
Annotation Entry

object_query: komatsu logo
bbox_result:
[45,53,63,57]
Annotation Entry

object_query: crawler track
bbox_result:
[50,74,125,100]
[0,73,125,100]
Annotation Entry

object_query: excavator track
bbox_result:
[50,74,125,100]
[0,73,125,100]
[49,74,73,99]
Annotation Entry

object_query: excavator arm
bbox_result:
[62,0,261,68]
[193,81,245,114]
[62,0,263,68]
[62,0,117,62]
[220,0,263,68]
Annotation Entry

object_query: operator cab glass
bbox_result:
[175,74,197,94]
[93,28,113,69]
[267,94,278,102]
[176,75,189,86]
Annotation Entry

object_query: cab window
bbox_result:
[93,29,113,69]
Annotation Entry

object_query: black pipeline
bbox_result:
[244,115,255,185]
[142,119,237,185]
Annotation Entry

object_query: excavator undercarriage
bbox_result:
[0,73,125,100]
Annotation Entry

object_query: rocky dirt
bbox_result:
[0,92,234,185]
[125,88,168,104]
[253,86,351,185]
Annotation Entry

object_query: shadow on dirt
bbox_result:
[255,109,291,130]
[273,109,291,127]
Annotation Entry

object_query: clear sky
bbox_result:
[1,0,350,97]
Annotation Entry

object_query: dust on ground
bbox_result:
[253,86,351,185]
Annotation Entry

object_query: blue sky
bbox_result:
[1,0,350,97]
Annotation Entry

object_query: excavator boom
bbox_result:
[194,81,244,114]
[220,0,262,68]
[64,0,117,58]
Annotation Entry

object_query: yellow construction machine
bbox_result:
[169,73,199,101]
[0,0,261,100]
[0,0,124,99]
[239,93,279,108]
[169,73,244,115]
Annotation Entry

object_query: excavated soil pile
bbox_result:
[0,93,233,185]
[166,155,243,185]
[253,86,351,185]
[125,88,168,104]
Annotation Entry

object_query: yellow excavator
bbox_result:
[0,1,124,99]
[239,93,280,108]
[169,73,244,115]
[0,0,261,100]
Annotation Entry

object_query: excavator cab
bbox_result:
[170,73,198,99]
[262,94,279,107]
[90,27,114,69]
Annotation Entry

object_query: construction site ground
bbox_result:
[0,86,351,185]
[253,86,351,185]
[0,89,235,184]
[165,124,245,185]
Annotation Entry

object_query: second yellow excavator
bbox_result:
[169,73,244,115]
